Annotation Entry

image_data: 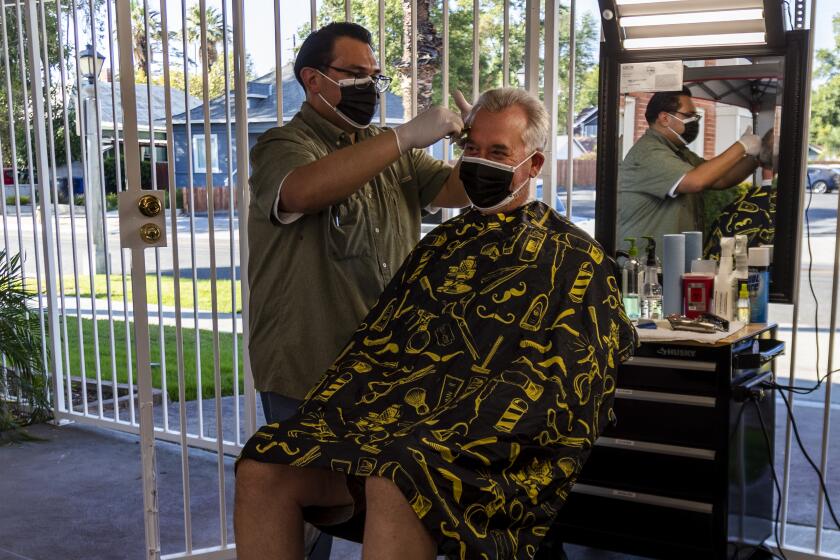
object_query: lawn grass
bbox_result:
[61,317,244,401]
[57,274,242,314]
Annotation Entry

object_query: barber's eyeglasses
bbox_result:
[673,111,702,123]
[323,65,393,93]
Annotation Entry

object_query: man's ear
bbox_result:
[300,67,321,96]
[529,151,546,177]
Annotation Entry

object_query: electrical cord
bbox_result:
[771,385,840,530]
[752,399,788,560]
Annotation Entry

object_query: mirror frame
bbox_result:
[594,30,811,304]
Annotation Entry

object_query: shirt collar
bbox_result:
[646,127,691,159]
[299,101,365,146]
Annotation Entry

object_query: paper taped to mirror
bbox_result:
[620,61,684,93]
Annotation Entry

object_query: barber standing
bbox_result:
[248,22,469,427]
[618,87,762,252]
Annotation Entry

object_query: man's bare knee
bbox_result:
[237,459,352,509]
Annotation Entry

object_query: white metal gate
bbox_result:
[2,0,838,558]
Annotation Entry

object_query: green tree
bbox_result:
[0,2,74,169]
[152,52,255,100]
[811,12,840,157]
[185,3,228,71]
[298,0,598,128]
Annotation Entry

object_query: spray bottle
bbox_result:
[642,235,663,284]
[714,237,735,320]
[622,238,641,321]
[732,234,749,315]
[641,237,663,319]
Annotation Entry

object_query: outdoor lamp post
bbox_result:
[79,44,107,274]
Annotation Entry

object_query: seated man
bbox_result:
[235,87,638,560]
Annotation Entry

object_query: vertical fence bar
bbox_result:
[106,0,136,425]
[37,0,73,415]
[441,0,449,165]
[502,0,509,87]
[274,0,283,127]
[180,0,204,438]
[377,0,385,127]
[159,0,193,550]
[233,0,256,437]
[143,0,170,432]
[410,0,417,118]
[542,0,558,210]
[565,0,575,218]
[523,0,539,96]
[14,0,49,387]
[310,0,316,30]
[222,0,242,448]
[114,0,162,555]
[471,0,478,101]
[345,0,351,22]
[24,0,65,415]
[87,0,117,420]
[0,2,26,298]
[198,0,229,544]
[66,0,93,415]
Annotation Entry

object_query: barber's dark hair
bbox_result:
[644,86,692,125]
[293,22,373,88]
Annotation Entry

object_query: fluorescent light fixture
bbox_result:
[616,0,687,4]
[623,32,766,49]
[620,9,763,27]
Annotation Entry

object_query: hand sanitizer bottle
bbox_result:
[641,238,663,319]
[622,238,641,321]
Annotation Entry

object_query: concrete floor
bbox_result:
[0,422,644,560]
[2,387,840,559]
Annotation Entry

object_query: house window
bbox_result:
[192,134,220,173]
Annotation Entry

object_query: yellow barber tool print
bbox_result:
[237,201,637,560]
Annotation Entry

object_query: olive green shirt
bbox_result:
[617,128,706,255]
[248,102,452,399]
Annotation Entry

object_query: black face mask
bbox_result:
[459,153,533,211]
[318,72,378,128]
[682,120,700,144]
[668,113,701,146]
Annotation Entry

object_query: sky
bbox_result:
[236,0,837,77]
[99,0,837,82]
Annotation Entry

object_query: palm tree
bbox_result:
[186,4,228,70]
[0,251,49,440]
[396,0,442,117]
[130,0,163,77]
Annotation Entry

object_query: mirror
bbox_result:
[595,30,810,304]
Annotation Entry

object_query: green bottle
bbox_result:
[622,238,641,320]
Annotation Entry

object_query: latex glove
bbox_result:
[393,106,464,154]
[736,126,761,157]
[452,89,473,120]
[758,129,774,168]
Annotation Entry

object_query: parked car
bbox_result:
[535,180,567,215]
[806,165,840,194]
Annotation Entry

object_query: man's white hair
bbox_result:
[465,87,550,153]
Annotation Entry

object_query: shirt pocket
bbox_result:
[384,167,414,239]
[327,196,370,260]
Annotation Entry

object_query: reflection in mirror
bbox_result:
[615,56,783,264]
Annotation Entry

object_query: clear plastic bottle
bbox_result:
[736,280,751,323]
[622,238,641,321]
[641,240,663,319]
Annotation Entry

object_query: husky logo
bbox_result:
[656,347,697,358]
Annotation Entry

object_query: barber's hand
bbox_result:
[452,89,473,120]
[759,129,774,168]
[393,106,464,154]
[736,127,761,157]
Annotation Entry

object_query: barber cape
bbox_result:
[239,200,637,559]
[704,183,775,260]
